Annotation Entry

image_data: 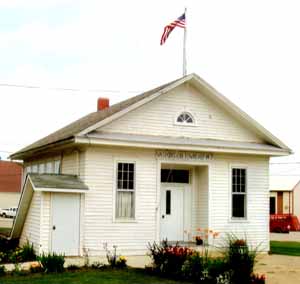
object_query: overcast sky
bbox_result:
[0,0,299,183]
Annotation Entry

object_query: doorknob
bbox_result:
[52,225,56,230]
[162,215,165,219]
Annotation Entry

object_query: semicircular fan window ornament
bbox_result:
[177,112,194,124]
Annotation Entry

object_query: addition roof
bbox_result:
[29,174,89,191]
[10,174,88,239]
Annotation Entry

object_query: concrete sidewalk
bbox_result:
[271,232,300,242]
[256,254,300,284]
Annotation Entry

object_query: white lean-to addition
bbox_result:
[10,74,291,256]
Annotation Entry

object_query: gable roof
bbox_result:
[10,73,292,160]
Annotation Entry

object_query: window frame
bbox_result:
[174,111,196,127]
[114,160,137,221]
[230,166,248,220]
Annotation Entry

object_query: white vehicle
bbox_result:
[0,207,17,218]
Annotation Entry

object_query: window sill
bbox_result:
[229,218,249,223]
[113,219,137,223]
[173,122,197,128]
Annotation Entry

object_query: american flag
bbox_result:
[160,13,186,45]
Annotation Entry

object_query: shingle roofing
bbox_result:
[29,174,88,190]
[10,76,183,159]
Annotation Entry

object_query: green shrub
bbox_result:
[0,265,5,276]
[19,241,36,262]
[0,238,18,254]
[0,238,18,264]
[224,235,258,284]
[67,264,80,271]
[38,252,65,273]
[206,257,229,280]
[8,241,36,264]
[181,251,203,281]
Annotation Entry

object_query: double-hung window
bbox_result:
[116,162,135,219]
[232,168,247,218]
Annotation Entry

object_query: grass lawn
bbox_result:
[270,241,300,256]
[0,227,11,237]
[0,268,186,284]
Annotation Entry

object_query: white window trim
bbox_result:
[25,159,61,175]
[113,159,137,223]
[229,164,248,222]
[174,110,197,127]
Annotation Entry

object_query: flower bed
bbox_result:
[148,234,265,284]
[0,239,36,265]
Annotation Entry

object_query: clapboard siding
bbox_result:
[198,167,209,231]
[99,85,263,143]
[81,145,270,254]
[20,191,41,254]
[61,151,79,175]
[40,192,51,253]
[83,146,157,255]
[191,166,209,237]
[209,154,270,250]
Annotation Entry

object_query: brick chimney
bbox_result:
[97,98,110,111]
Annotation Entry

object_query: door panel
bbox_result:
[51,193,80,256]
[160,187,184,241]
[277,192,283,214]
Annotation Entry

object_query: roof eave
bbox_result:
[9,137,76,161]
[75,136,290,156]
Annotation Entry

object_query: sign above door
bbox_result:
[155,150,213,161]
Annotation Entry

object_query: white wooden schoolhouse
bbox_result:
[10,73,291,256]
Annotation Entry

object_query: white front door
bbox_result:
[160,186,184,241]
[51,193,80,256]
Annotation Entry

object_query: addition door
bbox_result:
[51,193,80,256]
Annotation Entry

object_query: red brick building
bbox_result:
[0,160,22,208]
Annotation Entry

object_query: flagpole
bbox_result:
[183,7,187,76]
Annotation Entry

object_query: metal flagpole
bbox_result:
[183,7,187,76]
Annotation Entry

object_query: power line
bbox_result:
[0,82,140,94]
